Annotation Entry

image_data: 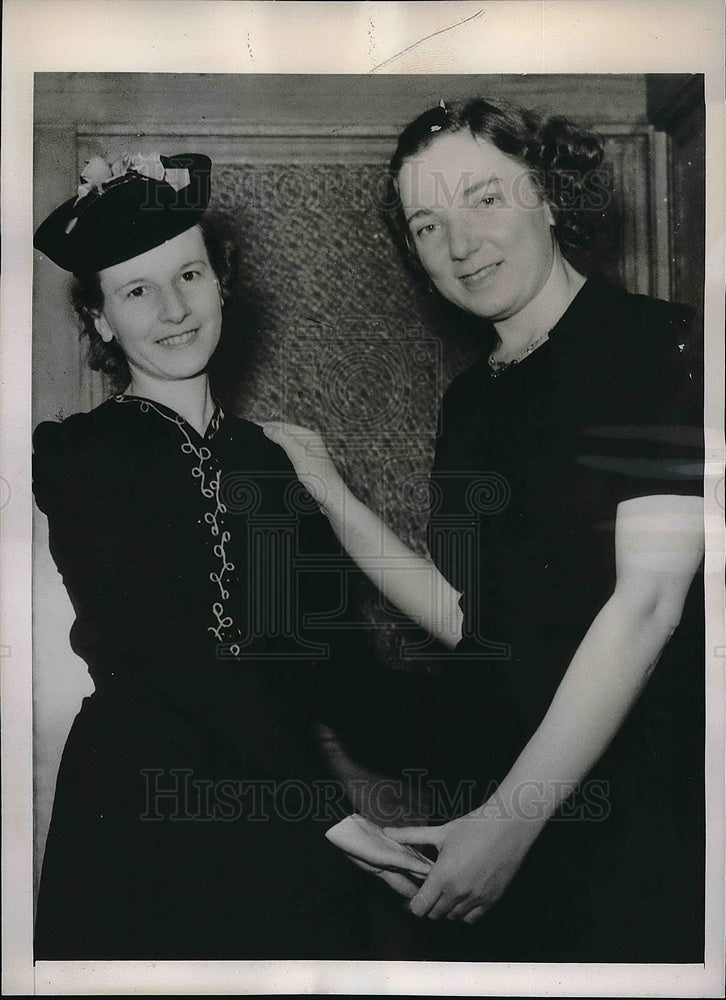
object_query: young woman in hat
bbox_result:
[32,152,432,960]
[270,98,706,962]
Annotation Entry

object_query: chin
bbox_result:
[156,344,218,380]
[168,363,213,382]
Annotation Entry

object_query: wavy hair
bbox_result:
[384,97,608,280]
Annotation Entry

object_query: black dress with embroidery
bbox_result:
[422,277,705,962]
[32,395,391,960]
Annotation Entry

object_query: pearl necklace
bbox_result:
[488,329,550,377]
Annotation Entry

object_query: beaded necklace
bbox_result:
[488,329,550,377]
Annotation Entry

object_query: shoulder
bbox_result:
[559,279,701,407]
[619,286,696,356]
[566,283,703,488]
[33,400,121,458]
[606,283,699,390]
[219,413,341,549]
[219,413,298,474]
[33,401,125,511]
[580,278,697,354]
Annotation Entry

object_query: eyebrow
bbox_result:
[113,259,208,292]
[405,176,504,226]
[462,176,503,199]
[405,207,436,226]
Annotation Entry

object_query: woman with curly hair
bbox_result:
[271,99,705,962]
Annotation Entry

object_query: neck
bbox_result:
[493,248,585,358]
[126,371,215,436]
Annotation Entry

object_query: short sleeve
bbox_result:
[574,299,704,513]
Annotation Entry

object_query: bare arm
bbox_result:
[262,422,463,648]
[385,493,705,921]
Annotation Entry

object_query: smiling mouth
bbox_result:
[157,328,198,348]
[460,262,501,285]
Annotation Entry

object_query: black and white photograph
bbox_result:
[2,1,725,996]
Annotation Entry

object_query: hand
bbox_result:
[324,813,433,901]
[383,806,539,924]
[341,852,423,900]
[261,421,344,515]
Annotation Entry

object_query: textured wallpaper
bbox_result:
[207,157,625,669]
[210,161,486,668]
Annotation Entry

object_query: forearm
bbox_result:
[262,421,464,648]
[324,486,462,649]
[492,590,680,830]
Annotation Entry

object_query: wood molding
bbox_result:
[647,75,705,136]
[76,122,659,168]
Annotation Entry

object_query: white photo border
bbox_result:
[2,1,724,995]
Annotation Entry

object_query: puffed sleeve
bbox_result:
[33,417,341,786]
[33,416,192,661]
[34,414,427,795]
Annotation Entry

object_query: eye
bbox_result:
[415,222,441,239]
[477,194,500,208]
[126,285,147,299]
[180,269,201,282]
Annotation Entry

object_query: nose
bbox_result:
[158,285,190,323]
[448,212,481,261]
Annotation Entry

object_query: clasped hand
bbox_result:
[263,420,539,924]
[383,805,538,924]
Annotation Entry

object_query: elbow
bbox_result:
[612,583,687,643]
[649,597,685,641]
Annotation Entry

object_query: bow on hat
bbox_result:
[33,151,212,273]
[67,153,192,233]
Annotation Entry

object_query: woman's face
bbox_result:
[397,131,556,323]
[94,225,222,385]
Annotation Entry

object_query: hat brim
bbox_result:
[34,153,212,273]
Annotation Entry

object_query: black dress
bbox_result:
[423,276,705,962]
[33,395,387,960]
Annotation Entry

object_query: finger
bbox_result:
[407,883,443,918]
[280,421,317,435]
[341,854,422,900]
[343,851,426,884]
[263,421,318,439]
[383,825,443,848]
[344,856,380,874]
[261,423,296,447]
[260,423,301,444]
[374,870,421,900]
[463,905,488,925]
[446,897,483,922]
[427,890,465,921]
[339,847,430,880]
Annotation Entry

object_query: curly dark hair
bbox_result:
[384,97,608,281]
[71,213,239,394]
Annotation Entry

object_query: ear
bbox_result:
[544,199,556,227]
[93,312,115,344]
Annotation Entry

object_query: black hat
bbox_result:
[34,152,212,273]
